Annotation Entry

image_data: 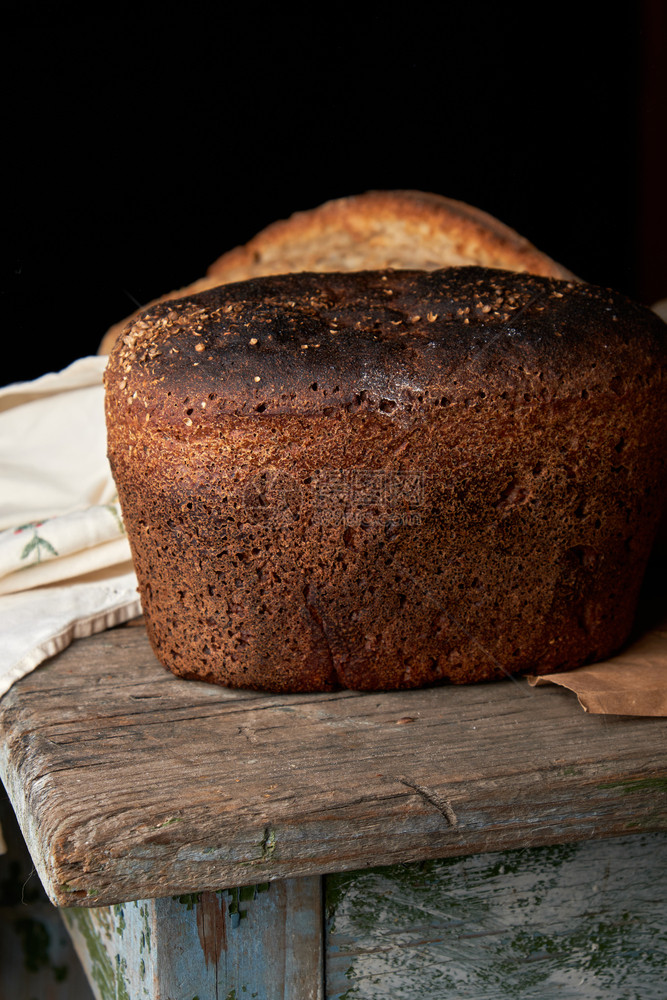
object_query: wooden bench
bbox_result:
[1,621,665,998]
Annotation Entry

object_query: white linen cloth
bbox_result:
[0,357,141,700]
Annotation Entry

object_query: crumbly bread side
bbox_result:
[105,268,667,693]
[98,191,575,355]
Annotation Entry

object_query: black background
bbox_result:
[5,4,665,385]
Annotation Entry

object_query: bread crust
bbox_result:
[106,268,667,693]
[208,190,576,284]
[99,191,575,355]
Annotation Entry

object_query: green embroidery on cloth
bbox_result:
[14,522,59,564]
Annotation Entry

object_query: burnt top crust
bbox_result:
[99,190,576,357]
[105,267,667,429]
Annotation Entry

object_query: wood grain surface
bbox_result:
[0,624,665,908]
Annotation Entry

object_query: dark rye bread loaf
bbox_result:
[105,267,667,692]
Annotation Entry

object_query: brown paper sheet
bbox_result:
[528,619,667,716]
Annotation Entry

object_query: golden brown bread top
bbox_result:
[105,267,666,430]
[98,191,575,355]
[207,190,576,283]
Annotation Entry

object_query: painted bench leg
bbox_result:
[325,834,667,999]
[62,877,323,1000]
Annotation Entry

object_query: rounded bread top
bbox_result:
[105,267,667,429]
[207,190,576,283]
[99,190,576,356]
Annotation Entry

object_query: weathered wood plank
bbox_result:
[325,833,667,999]
[62,877,322,1000]
[0,624,665,907]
